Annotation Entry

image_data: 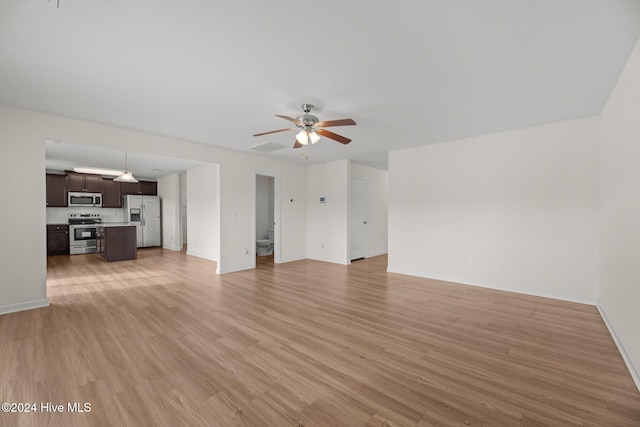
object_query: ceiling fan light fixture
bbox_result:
[296,130,309,145]
[296,130,320,145]
[309,131,320,144]
[254,104,355,149]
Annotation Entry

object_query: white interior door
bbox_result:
[142,196,161,247]
[350,178,367,261]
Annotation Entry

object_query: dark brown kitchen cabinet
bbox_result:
[96,225,137,262]
[67,172,102,193]
[46,173,67,207]
[122,181,157,196]
[101,178,122,208]
[140,181,157,196]
[121,182,140,195]
[47,224,69,255]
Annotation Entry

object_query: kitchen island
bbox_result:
[96,224,137,262]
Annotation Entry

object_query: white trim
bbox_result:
[217,264,254,274]
[254,171,281,268]
[277,256,306,264]
[308,256,350,266]
[385,268,596,305]
[597,305,640,392]
[186,250,217,262]
[0,299,49,316]
[365,250,388,258]
[163,244,182,252]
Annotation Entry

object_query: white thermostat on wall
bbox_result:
[320,197,326,203]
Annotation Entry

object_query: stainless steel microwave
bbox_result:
[68,192,102,207]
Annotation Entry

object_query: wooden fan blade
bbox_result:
[317,129,351,145]
[275,115,304,126]
[253,128,295,137]
[317,118,357,127]
[293,140,303,149]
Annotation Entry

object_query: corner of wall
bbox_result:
[0,299,50,316]
[597,305,640,392]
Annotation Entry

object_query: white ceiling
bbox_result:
[2,0,640,171]
[45,140,206,180]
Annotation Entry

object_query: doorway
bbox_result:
[350,177,368,261]
[255,173,279,265]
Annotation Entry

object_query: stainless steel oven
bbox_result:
[68,213,101,255]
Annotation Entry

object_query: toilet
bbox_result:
[256,228,274,256]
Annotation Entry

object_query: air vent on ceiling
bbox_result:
[249,142,286,153]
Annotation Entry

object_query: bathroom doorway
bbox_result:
[255,173,279,265]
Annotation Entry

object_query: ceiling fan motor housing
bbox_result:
[297,114,319,128]
[297,104,319,128]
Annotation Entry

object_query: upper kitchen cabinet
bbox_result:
[67,172,102,193]
[122,181,157,196]
[141,181,157,196]
[101,178,122,208]
[46,173,67,207]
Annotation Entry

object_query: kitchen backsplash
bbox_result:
[47,207,125,224]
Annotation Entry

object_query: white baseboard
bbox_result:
[366,250,388,258]
[308,256,350,266]
[186,250,217,262]
[597,305,640,392]
[0,299,49,316]
[276,256,306,264]
[385,268,596,305]
[217,264,254,275]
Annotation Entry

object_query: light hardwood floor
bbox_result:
[1,249,639,426]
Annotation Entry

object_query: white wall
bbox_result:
[278,170,307,264]
[256,175,274,240]
[157,173,182,251]
[307,159,349,265]
[388,117,600,303]
[599,38,640,388]
[186,165,220,262]
[0,107,48,314]
[350,162,389,258]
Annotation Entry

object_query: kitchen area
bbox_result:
[46,170,162,262]
[44,141,214,266]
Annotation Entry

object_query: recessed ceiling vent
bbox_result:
[249,142,286,153]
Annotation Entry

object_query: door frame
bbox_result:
[253,171,281,265]
[349,177,368,261]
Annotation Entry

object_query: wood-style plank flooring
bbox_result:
[1,249,639,426]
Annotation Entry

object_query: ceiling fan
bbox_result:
[253,104,356,149]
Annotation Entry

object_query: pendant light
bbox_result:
[114,152,138,183]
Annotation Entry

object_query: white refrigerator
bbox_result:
[123,195,161,247]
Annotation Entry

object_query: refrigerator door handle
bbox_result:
[142,204,145,227]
